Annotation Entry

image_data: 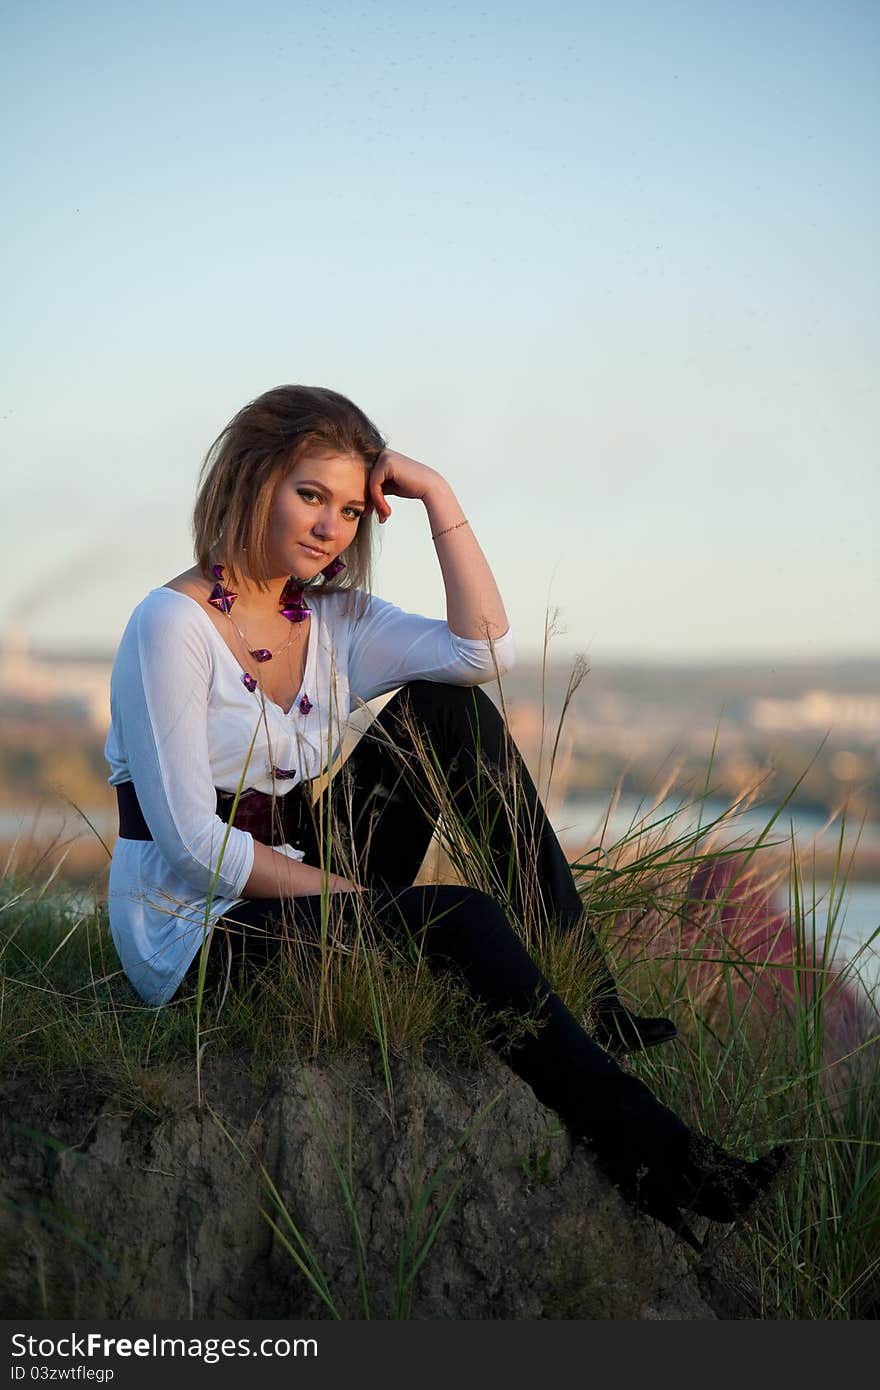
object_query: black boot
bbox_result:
[499,980,786,1252]
[591,1001,678,1056]
[673,1133,791,1225]
[609,1133,790,1251]
[583,1082,790,1251]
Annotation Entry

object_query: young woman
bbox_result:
[105,384,787,1250]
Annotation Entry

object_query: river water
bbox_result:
[554,792,880,997]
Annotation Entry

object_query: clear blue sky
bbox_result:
[2,0,877,661]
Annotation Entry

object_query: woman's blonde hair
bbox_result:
[192,384,386,593]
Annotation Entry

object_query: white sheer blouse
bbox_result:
[104,586,515,1005]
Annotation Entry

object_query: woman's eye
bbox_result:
[296,488,361,520]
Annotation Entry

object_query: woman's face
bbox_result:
[264,447,368,580]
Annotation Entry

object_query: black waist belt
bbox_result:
[115,780,312,849]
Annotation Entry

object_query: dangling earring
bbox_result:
[321,556,346,581]
[207,563,237,614]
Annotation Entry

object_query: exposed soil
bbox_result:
[0,1048,754,1319]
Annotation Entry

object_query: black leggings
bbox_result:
[179,682,684,1153]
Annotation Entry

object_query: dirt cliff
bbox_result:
[1,1049,743,1319]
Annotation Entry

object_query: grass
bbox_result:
[1,668,878,1318]
[209,1084,503,1320]
[573,796,880,1319]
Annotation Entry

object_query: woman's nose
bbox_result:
[312,507,337,539]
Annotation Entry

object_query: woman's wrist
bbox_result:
[420,472,453,503]
[245,842,359,897]
[422,477,464,529]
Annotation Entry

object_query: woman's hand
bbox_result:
[366,445,510,644]
[327,873,363,894]
[368,449,443,523]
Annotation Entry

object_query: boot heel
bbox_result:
[637,1179,705,1253]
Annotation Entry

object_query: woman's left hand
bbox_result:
[368,449,443,523]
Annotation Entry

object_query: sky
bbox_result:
[2,0,877,662]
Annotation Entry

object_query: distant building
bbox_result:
[0,627,111,729]
[750,690,880,741]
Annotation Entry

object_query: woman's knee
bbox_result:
[391,883,499,927]
[399,885,512,956]
[394,680,503,734]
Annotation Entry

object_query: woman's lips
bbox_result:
[299,543,328,558]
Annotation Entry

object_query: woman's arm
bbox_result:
[244,841,358,897]
[111,595,255,898]
[368,450,509,641]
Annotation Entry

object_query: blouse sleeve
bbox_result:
[109,593,255,897]
[346,594,515,704]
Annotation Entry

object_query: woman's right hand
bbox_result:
[326,873,363,894]
[289,863,364,897]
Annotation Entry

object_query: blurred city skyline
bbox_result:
[3,0,877,661]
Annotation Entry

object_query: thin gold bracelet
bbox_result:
[431,518,469,542]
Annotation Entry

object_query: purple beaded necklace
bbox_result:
[208,558,345,720]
